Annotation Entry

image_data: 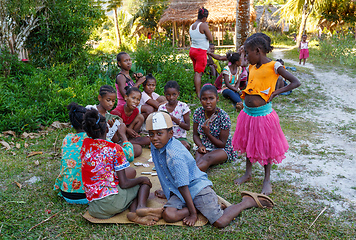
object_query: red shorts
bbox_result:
[189,47,207,73]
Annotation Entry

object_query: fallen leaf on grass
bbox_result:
[14,181,22,189]
[16,143,21,149]
[51,121,70,129]
[21,132,40,139]
[0,140,11,150]
[27,151,43,157]
[8,200,26,204]
[3,130,16,137]
[24,143,29,148]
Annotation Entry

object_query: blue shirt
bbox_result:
[150,137,212,202]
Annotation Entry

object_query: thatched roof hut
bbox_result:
[159,0,255,25]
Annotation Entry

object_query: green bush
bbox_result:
[318,33,356,66]
[0,54,115,133]
[132,39,212,101]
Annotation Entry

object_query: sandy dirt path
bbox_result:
[271,48,356,213]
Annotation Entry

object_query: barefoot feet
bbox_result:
[136,207,163,219]
[261,180,272,195]
[127,212,159,226]
[233,173,252,185]
[154,189,166,199]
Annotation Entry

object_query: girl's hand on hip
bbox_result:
[267,91,277,103]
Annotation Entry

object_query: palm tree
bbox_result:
[235,0,250,49]
[106,0,122,47]
[277,0,320,46]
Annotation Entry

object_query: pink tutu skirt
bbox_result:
[232,103,288,165]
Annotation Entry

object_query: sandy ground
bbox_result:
[270,49,356,213]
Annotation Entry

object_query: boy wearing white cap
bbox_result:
[147,111,275,227]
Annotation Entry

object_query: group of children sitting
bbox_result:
[54,33,301,227]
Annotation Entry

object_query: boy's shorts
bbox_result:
[189,47,207,73]
[88,184,140,219]
[164,186,224,224]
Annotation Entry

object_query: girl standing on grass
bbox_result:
[139,73,167,119]
[113,52,146,109]
[86,85,141,158]
[158,80,191,150]
[232,33,301,195]
[111,87,151,146]
[54,102,88,204]
[80,109,162,224]
[193,84,238,172]
[299,34,309,65]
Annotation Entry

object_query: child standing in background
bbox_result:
[54,102,88,204]
[139,73,167,119]
[299,34,309,65]
[158,80,191,150]
[232,33,301,195]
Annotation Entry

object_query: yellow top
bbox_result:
[242,61,281,102]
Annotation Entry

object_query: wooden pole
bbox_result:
[173,22,176,47]
[182,23,185,47]
[218,25,220,46]
[174,22,178,47]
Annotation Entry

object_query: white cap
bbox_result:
[146,111,173,130]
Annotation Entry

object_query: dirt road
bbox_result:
[272,49,356,213]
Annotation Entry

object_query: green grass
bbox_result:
[1,58,356,238]
[1,95,355,239]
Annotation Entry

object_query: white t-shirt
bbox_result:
[139,91,160,106]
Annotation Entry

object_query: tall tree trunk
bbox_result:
[235,0,250,50]
[257,6,267,32]
[113,8,121,47]
[296,0,315,47]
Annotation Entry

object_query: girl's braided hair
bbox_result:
[244,33,274,53]
[99,84,116,97]
[83,109,107,139]
[67,102,87,130]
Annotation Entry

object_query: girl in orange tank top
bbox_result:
[232,33,301,195]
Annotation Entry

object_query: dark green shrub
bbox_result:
[132,40,212,101]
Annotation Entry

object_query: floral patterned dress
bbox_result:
[158,101,191,139]
[80,138,130,202]
[193,107,237,161]
[54,132,87,195]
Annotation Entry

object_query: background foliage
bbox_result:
[25,0,104,67]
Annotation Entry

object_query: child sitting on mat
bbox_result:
[147,111,275,228]
[54,102,88,204]
[80,108,163,225]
